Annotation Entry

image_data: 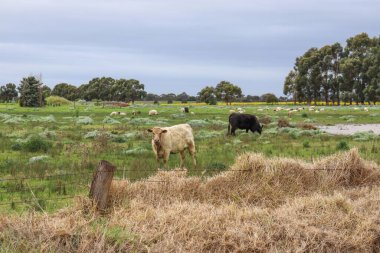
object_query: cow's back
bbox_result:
[161,124,194,152]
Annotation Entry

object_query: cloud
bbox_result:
[0,0,379,96]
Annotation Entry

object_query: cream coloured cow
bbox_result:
[147,124,196,168]
[149,109,158,116]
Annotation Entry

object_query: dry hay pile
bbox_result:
[1,149,380,252]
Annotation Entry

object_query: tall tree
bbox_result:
[127,79,146,103]
[364,45,380,104]
[198,86,217,105]
[41,85,52,100]
[261,93,278,104]
[344,33,372,104]
[0,83,18,102]
[330,43,343,105]
[18,76,43,107]
[52,83,77,101]
[215,81,242,105]
[86,77,115,101]
[111,79,146,103]
[283,70,297,104]
[176,92,190,103]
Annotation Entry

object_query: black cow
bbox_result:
[228,113,262,136]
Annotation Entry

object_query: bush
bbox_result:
[76,116,93,125]
[277,118,290,128]
[352,131,378,141]
[301,112,308,118]
[259,116,272,125]
[45,96,71,106]
[336,140,349,151]
[11,143,22,151]
[23,135,52,152]
[303,141,310,148]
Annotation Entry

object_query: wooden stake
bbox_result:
[89,160,116,211]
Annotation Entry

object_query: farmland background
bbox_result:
[0,102,379,213]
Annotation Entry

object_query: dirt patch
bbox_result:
[319,124,380,135]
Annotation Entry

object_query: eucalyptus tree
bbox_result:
[0,83,18,102]
[364,45,380,104]
[86,77,115,101]
[344,33,372,104]
[283,70,298,104]
[295,48,321,105]
[112,79,146,103]
[52,83,77,101]
[198,86,217,105]
[215,81,242,105]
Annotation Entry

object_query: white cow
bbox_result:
[147,124,196,168]
[149,109,158,116]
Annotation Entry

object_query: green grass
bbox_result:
[0,102,379,213]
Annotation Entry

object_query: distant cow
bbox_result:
[148,110,158,116]
[228,113,262,136]
[181,107,189,113]
[147,124,196,168]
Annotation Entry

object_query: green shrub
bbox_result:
[336,140,349,151]
[352,131,378,141]
[76,116,93,125]
[45,96,71,106]
[303,141,310,148]
[11,142,22,151]
[23,135,52,152]
[301,113,308,118]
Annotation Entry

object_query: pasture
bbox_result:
[0,102,379,213]
[1,102,380,252]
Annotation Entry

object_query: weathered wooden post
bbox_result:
[89,160,116,211]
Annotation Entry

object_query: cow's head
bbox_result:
[257,123,263,135]
[147,127,167,145]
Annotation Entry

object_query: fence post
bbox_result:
[89,160,116,211]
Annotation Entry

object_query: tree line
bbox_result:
[283,32,380,105]
[0,77,284,106]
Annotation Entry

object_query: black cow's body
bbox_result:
[228,113,262,136]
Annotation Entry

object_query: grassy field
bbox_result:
[0,102,379,213]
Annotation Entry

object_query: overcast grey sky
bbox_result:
[0,0,379,96]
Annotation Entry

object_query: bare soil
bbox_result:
[319,124,380,135]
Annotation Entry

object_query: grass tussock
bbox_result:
[2,149,380,252]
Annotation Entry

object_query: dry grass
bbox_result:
[278,118,291,128]
[1,149,380,252]
[297,122,317,130]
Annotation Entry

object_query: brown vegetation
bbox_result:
[1,149,380,252]
[258,116,272,126]
[297,122,318,130]
[278,118,291,128]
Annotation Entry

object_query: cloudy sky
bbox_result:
[0,0,379,96]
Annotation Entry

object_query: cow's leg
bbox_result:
[246,129,249,133]
[179,151,185,168]
[231,127,237,136]
[188,141,197,167]
[163,151,170,169]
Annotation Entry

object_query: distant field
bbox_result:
[0,102,379,213]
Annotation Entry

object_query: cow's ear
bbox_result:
[147,129,153,132]
[162,129,168,133]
